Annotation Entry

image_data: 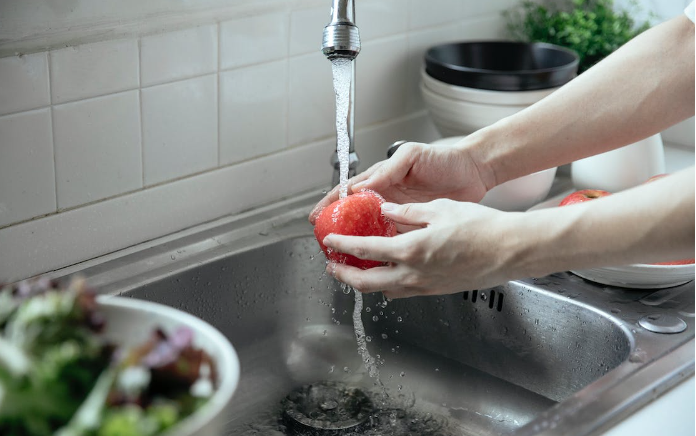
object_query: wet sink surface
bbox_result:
[61,193,695,436]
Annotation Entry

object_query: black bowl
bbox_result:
[424,41,579,91]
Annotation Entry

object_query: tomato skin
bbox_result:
[652,259,695,266]
[559,189,612,206]
[313,190,396,269]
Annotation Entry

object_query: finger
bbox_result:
[382,288,422,299]
[352,143,421,192]
[327,263,407,293]
[381,202,437,227]
[323,234,404,264]
[394,222,423,234]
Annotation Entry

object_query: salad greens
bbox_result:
[0,278,216,436]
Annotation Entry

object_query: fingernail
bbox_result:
[381,202,396,212]
[323,235,333,245]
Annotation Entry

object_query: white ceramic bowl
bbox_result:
[422,69,559,106]
[431,136,557,211]
[98,296,240,436]
[421,83,529,136]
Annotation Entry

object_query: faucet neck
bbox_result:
[329,0,355,25]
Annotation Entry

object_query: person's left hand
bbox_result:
[321,199,524,298]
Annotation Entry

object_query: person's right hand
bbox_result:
[309,141,489,224]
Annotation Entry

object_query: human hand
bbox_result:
[309,141,489,224]
[321,199,523,298]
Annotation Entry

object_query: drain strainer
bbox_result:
[282,381,373,434]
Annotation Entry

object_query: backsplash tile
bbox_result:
[355,36,409,127]
[50,39,139,104]
[53,91,142,209]
[141,25,217,87]
[288,52,334,147]
[357,0,408,42]
[289,7,327,57]
[409,0,464,30]
[405,24,461,112]
[0,109,56,227]
[220,60,287,165]
[220,13,289,70]
[0,52,50,116]
[142,74,218,185]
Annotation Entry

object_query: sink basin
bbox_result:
[53,192,694,436]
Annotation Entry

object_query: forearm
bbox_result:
[464,15,695,189]
[511,168,695,277]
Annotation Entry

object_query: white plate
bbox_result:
[570,264,694,289]
[526,192,695,289]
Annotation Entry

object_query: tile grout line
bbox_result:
[138,37,146,187]
[217,21,222,167]
[47,50,60,213]
[285,10,291,151]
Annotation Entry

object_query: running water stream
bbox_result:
[331,58,382,385]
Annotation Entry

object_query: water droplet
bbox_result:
[381,333,388,339]
[365,307,371,312]
[372,315,379,322]
[397,316,403,322]
[400,371,406,377]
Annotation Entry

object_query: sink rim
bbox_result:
[41,189,695,436]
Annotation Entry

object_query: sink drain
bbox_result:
[282,381,373,434]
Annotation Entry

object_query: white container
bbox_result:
[421,69,558,106]
[421,83,527,136]
[420,70,560,137]
[98,296,240,436]
[571,134,665,192]
[432,136,557,211]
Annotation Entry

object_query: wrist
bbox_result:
[456,117,525,191]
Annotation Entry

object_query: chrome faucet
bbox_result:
[322,0,360,187]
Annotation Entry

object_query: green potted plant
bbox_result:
[505,0,664,192]
[504,0,651,73]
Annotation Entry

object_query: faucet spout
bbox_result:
[322,0,361,60]
[323,0,360,188]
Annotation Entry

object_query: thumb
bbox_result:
[352,146,416,192]
[381,202,434,226]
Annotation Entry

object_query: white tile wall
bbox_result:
[409,0,464,30]
[406,24,461,111]
[0,52,50,115]
[290,7,328,57]
[288,52,334,146]
[355,36,409,127]
[142,74,218,185]
[140,25,217,87]
[0,109,55,226]
[357,0,408,42]
[50,39,139,104]
[220,60,287,165]
[53,91,142,209]
[220,14,289,70]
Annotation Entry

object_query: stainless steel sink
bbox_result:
[55,191,695,436]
